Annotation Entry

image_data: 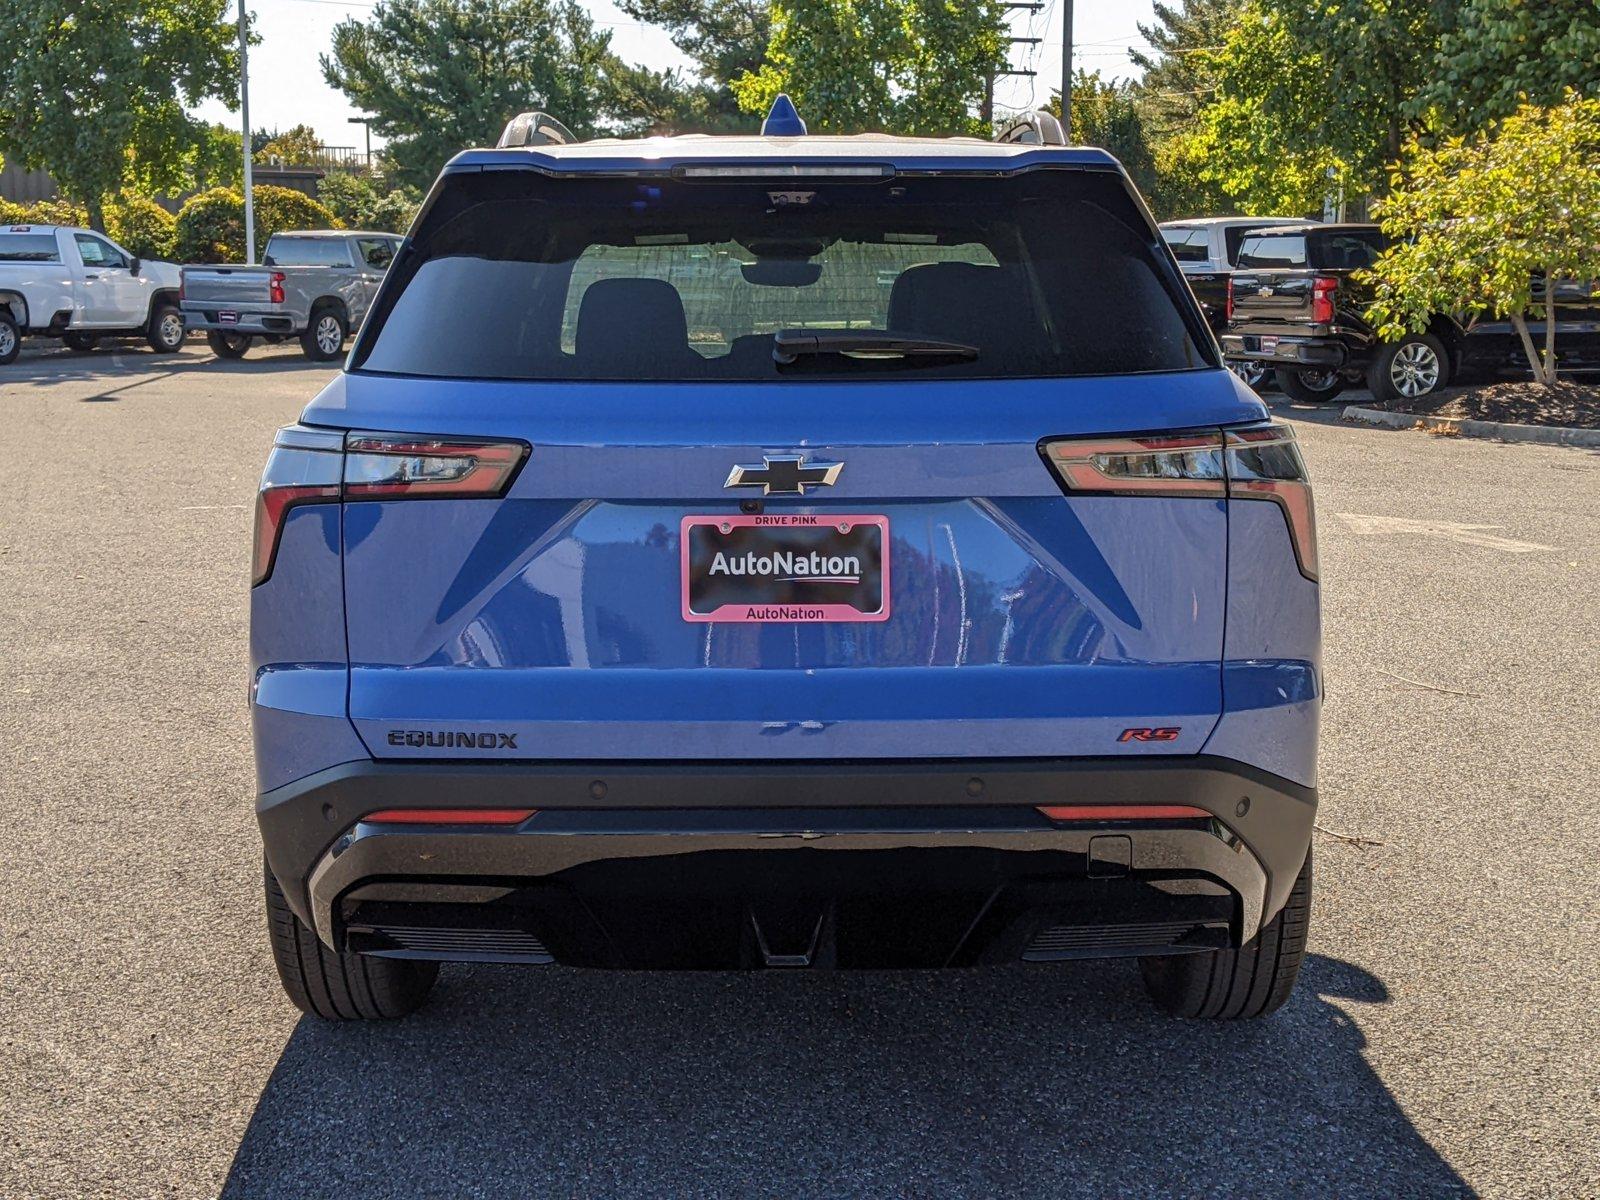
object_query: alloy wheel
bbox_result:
[0,324,14,357]
[316,316,342,355]
[1390,342,1441,397]
[159,313,184,348]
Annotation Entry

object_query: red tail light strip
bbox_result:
[363,808,537,825]
[252,483,340,584]
[1038,805,1210,821]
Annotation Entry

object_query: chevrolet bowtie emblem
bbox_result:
[724,455,843,496]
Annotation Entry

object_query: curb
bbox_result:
[1341,405,1600,447]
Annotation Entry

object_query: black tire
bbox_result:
[301,307,347,361]
[1367,333,1449,403]
[0,312,19,364]
[206,330,251,359]
[1274,367,1346,404]
[146,303,185,354]
[264,860,438,1020]
[63,331,99,353]
[1140,848,1312,1019]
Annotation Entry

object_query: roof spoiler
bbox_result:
[995,110,1066,147]
[497,111,577,148]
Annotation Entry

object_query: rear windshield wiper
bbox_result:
[773,329,979,365]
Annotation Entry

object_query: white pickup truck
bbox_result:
[0,224,186,364]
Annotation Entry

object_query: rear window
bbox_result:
[264,236,351,267]
[356,170,1208,381]
[1161,226,1210,263]
[1236,233,1307,270]
[1308,229,1385,270]
[0,233,60,262]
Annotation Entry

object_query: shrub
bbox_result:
[0,197,90,227]
[104,196,177,260]
[317,171,420,234]
[174,184,342,262]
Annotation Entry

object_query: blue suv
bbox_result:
[252,102,1319,1021]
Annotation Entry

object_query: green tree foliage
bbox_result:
[321,0,622,190]
[105,196,178,260]
[1131,0,1242,137]
[256,125,328,165]
[1420,0,1600,130]
[731,0,1007,136]
[616,0,770,83]
[175,185,342,263]
[317,172,421,233]
[0,1,240,231]
[1365,95,1600,385]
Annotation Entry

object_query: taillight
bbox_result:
[1042,420,1317,580]
[269,271,286,305]
[343,433,528,498]
[1224,276,1234,324]
[1225,423,1318,580]
[1311,275,1337,324]
[252,426,528,586]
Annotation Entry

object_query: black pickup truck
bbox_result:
[1223,223,1600,403]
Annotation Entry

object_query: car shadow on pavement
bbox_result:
[4,345,331,395]
[221,953,1473,1199]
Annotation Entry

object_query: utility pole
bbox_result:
[239,2,255,264]
[1060,0,1074,138]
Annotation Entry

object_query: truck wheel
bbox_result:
[206,330,251,359]
[1274,367,1345,404]
[0,312,18,364]
[264,860,438,1020]
[63,331,99,353]
[301,308,347,361]
[1228,360,1270,391]
[1140,848,1311,1019]
[146,304,185,354]
[1367,334,1448,403]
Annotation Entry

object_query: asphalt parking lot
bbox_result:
[2,339,1596,1199]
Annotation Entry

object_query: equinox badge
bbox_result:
[724,455,843,496]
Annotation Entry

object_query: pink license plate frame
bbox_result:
[680,513,891,624]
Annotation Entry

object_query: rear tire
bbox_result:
[1228,359,1271,391]
[1274,367,1345,404]
[1140,848,1311,1019]
[301,307,347,361]
[1367,333,1448,403]
[63,331,99,353]
[264,860,438,1020]
[0,312,19,364]
[146,303,185,354]
[206,330,251,359]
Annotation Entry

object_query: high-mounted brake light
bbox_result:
[1311,275,1337,324]
[1225,276,1235,324]
[676,163,894,179]
[252,427,529,586]
[269,271,286,305]
[363,808,537,826]
[1042,421,1317,580]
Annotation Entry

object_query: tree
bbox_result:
[322,0,624,191]
[1419,0,1600,131]
[1130,0,1242,137]
[1365,95,1600,386]
[317,172,421,233]
[614,0,770,86]
[175,185,343,263]
[731,0,1007,137]
[257,125,327,165]
[0,1,240,231]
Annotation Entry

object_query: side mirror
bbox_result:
[128,257,141,275]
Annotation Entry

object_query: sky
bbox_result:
[192,0,1159,152]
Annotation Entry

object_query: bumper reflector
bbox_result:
[1038,805,1210,822]
[363,808,537,826]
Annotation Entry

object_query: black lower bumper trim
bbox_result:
[259,757,1316,954]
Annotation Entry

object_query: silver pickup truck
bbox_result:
[180,230,401,361]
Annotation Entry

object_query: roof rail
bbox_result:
[995,110,1066,147]
[498,111,577,148]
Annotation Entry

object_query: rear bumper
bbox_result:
[179,303,296,335]
[1221,333,1348,368]
[258,757,1316,969]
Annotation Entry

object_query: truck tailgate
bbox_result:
[182,267,271,305]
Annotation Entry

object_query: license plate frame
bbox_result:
[680,513,891,624]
